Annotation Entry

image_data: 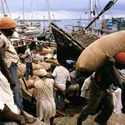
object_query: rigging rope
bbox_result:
[1,0,5,15]
[97,0,102,13]
[4,0,11,17]
[85,0,118,29]
[1,0,11,17]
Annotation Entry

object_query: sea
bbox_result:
[39,19,101,33]
[9,10,106,33]
[9,9,124,33]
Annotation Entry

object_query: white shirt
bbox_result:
[25,48,32,63]
[0,34,19,67]
[0,71,19,114]
[34,78,56,121]
[81,73,95,98]
[0,100,4,111]
[12,31,19,38]
[81,76,91,99]
[52,66,71,90]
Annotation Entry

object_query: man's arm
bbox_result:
[46,73,55,79]
[27,84,35,90]
[0,46,15,86]
[54,82,63,91]
[31,88,37,104]
[0,104,25,125]
[113,66,123,89]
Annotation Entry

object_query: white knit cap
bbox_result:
[38,69,47,77]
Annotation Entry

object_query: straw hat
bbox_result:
[0,14,16,29]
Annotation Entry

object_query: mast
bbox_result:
[85,0,118,30]
[1,0,5,15]
[4,0,11,17]
[1,0,11,17]
[23,0,25,23]
[90,0,93,22]
[31,0,34,26]
[46,0,51,22]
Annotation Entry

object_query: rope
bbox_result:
[97,0,102,12]
[4,0,11,17]
[1,0,5,15]
[85,0,118,29]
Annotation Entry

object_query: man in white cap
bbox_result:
[29,69,62,125]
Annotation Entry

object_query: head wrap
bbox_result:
[115,52,125,64]
[0,14,16,29]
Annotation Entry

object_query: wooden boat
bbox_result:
[50,22,99,63]
[50,22,125,114]
[112,17,125,30]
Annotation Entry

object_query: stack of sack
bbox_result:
[19,69,49,97]
[18,62,52,77]
[41,47,55,54]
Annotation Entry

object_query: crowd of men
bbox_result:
[0,14,124,125]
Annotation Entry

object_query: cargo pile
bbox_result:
[73,29,99,47]
[18,47,59,102]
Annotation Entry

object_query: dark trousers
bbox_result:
[9,63,24,112]
[78,82,114,124]
[25,63,33,80]
[55,90,65,109]
[0,122,4,125]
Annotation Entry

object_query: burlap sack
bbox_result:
[33,69,47,77]
[42,47,54,54]
[76,30,125,72]
[18,69,24,78]
[35,54,44,61]
[32,63,44,70]
[33,70,40,76]
[40,62,51,71]
[18,63,26,75]
[45,58,59,65]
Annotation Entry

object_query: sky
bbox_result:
[0,0,125,19]
[2,0,124,11]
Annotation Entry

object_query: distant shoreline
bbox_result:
[14,18,95,22]
[15,19,62,22]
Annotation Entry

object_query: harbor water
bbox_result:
[40,19,101,33]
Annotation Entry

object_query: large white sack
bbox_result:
[76,30,125,72]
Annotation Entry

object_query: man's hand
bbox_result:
[17,115,26,125]
[1,104,26,125]
[9,78,16,89]
[31,97,36,104]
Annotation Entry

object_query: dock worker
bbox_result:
[0,14,35,123]
[77,55,122,125]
